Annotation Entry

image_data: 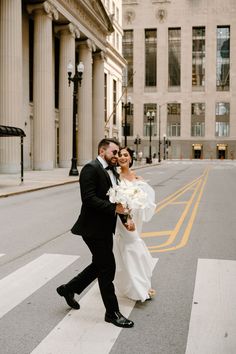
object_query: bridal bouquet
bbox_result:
[107,180,148,212]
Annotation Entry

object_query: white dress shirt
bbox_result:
[97,156,117,187]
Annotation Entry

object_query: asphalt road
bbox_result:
[0,160,236,354]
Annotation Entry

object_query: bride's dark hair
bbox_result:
[120,147,134,167]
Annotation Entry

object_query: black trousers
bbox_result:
[66,235,119,314]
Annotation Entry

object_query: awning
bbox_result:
[0,124,26,182]
[217,144,227,151]
[0,125,26,137]
[192,144,202,150]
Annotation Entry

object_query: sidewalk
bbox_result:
[0,159,156,198]
[0,168,81,198]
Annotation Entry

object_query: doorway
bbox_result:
[194,149,201,159]
[192,144,202,159]
[217,144,227,159]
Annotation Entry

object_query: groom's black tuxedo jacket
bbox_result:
[71,158,117,239]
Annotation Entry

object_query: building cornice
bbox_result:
[57,0,114,35]
[123,0,139,5]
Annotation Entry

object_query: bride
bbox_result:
[113,147,157,302]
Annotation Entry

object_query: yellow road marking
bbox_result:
[156,174,203,209]
[171,201,188,205]
[149,179,202,249]
[156,179,200,213]
[142,230,172,238]
[150,167,210,253]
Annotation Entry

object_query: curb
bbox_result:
[0,163,159,198]
[0,179,79,198]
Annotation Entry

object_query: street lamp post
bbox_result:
[67,61,84,176]
[122,96,131,146]
[158,104,162,163]
[163,134,166,160]
[134,134,141,159]
[147,111,155,164]
[158,101,177,161]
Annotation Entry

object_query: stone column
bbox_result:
[92,51,105,158]
[27,1,58,170]
[22,11,30,170]
[78,40,94,165]
[56,23,80,167]
[0,0,23,173]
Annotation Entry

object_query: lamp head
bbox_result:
[77,61,84,86]
[67,61,73,75]
[67,61,73,86]
[77,61,84,74]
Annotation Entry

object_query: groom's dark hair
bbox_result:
[98,138,120,154]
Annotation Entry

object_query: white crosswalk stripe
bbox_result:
[4,254,235,354]
[31,258,159,354]
[0,254,5,258]
[185,259,236,354]
[31,283,134,354]
[0,253,79,319]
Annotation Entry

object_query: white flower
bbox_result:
[107,180,148,211]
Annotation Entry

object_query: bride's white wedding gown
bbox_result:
[113,179,156,302]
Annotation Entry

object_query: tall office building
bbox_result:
[122,0,236,160]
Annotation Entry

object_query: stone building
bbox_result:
[101,0,125,140]
[0,0,125,173]
[122,0,236,160]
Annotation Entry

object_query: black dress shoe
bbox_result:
[105,311,134,328]
[56,285,80,310]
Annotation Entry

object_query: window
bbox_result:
[216,26,230,91]
[145,29,157,87]
[122,30,133,87]
[191,103,205,136]
[29,19,34,102]
[122,102,133,137]
[54,37,60,109]
[168,28,181,87]
[104,73,107,122]
[215,102,230,136]
[143,104,157,136]
[167,103,181,136]
[116,33,119,51]
[113,79,117,125]
[116,7,119,22]
[192,27,205,88]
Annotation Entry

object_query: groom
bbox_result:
[57,138,134,328]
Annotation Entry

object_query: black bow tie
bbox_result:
[105,165,119,179]
[106,165,115,171]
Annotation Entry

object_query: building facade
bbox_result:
[122,0,236,160]
[0,0,125,173]
[101,0,125,140]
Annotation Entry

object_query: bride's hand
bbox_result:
[125,218,135,231]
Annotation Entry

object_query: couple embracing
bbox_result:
[57,138,156,328]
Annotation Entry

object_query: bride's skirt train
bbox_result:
[114,216,156,302]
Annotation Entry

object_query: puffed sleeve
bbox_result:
[138,181,156,222]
